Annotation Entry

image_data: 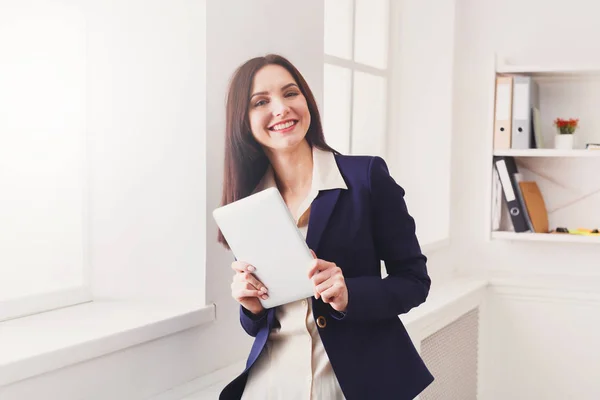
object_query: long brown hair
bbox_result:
[217,54,339,248]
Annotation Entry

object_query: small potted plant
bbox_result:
[553,118,579,149]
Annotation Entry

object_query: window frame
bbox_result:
[323,0,393,157]
[1,172,92,321]
[0,4,93,322]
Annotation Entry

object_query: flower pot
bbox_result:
[554,134,574,150]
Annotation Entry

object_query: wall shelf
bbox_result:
[492,231,600,244]
[487,58,600,242]
[493,149,600,157]
[496,63,600,77]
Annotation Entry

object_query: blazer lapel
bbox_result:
[306,189,342,253]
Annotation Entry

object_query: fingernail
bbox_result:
[247,266,255,272]
[262,295,269,300]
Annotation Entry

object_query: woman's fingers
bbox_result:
[232,282,269,300]
[232,270,267,292]
[315,279,334,296]
[231,261,267,295]
[308,258,336,279]
[320,284,342,303]
[309,260,345,300]
[235,288,261,300]
[231,260,256,273]
[229,263,268,315]
[311,267,338,286]
[231,275,269,299]
[245,273,268,294]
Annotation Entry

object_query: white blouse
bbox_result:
[241,148,347,400]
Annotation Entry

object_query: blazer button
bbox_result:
[316,316,327,328]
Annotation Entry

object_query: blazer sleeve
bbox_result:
[239,305,268,337]
[340,156,431,322]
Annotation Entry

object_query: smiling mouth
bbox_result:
[269,120,298,132]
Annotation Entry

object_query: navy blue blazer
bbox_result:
[220,155,434,400]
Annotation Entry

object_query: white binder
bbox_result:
[511,76,539,149]
[493,76,513,149]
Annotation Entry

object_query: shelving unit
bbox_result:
[487,57,600,244]
[496,64,600,77]
[493,149,600,157]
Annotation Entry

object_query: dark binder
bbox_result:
[493,156,531,233]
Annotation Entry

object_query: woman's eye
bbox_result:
[285,91,299,98]
[254,99,267,107]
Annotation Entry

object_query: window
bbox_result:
[0,3,91,321]
[323,0,390,157]
[324,0,452,249]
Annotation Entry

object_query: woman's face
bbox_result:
[248,64,311,153]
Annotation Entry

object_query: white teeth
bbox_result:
[272,120,296,131]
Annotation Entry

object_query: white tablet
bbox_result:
[212,187,315,309]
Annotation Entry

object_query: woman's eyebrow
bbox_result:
[280,83,299,91]
[250,83,299,100]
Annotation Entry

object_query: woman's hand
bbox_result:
[231,261,269,316]
[308,250,348,313]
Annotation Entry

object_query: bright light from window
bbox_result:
[323,64,352,154]
[351,71,386,157]
[354,0,389,69]
[324,0,353,59]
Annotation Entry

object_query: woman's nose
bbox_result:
[272,98,290,117]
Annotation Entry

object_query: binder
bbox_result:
[493,156,531,233]
[493,76,513,149]
[491,167,502,231]
[513,172,535,231]
[511,76,539,149]
[532,107,543,149]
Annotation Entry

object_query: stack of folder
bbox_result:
[492,155,549,233]
[493,75,543,149]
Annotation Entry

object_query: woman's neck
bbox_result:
[266,140,313,196]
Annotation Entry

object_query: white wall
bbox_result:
[386,0,457,285]
[1,0,209,397]
[87,0,207,301]
[484,285,600,399]
[452,0,600,398]
[388,0,455,249]
[0,0,88,302]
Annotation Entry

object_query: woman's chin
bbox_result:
[265,136,306,153]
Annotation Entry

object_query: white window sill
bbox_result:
[0,300,216,386]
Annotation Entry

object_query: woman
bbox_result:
[217,54,434,400]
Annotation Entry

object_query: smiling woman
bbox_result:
[216,54,434,400]
[248,66,312,152]
[217,54,338,226]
